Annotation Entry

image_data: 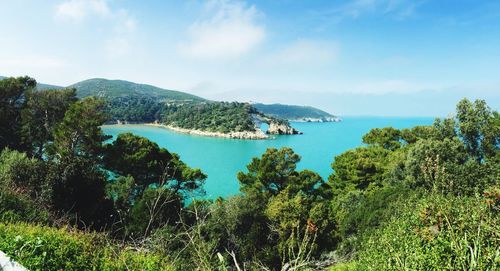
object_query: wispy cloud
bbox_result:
[178,0,265,59]
[313,0,425,24]
[266,40,338,66]
[54,0,137,58]
[55,0,111,21]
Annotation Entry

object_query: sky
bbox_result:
[1,0,499,116]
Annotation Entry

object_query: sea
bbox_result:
[102,116,434,199]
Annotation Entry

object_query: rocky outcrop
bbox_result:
[292,117,342,122]
[267,121,302,135]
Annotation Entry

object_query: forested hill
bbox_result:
[253,103,340,122]
[70,78,205,101]
[0,76,304,134]
[68,78,208,124]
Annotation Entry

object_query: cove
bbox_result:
[102,116,434,199]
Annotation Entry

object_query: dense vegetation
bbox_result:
[70,78,205,124]
[1,76,302,134]
[161,102,258,133]
[70,79,273,133]
[253,103,337,121]
[0,76,498,270]
[71,78,205,101]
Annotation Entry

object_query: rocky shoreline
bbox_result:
[289,117,342,123]
[144,123,270,140]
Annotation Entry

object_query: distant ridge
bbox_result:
[70,78,205,101]
[253,103,340,122]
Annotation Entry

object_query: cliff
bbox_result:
[267,121,302,135]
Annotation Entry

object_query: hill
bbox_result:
[0,76,303,136]
[70,78,205,102]
[252,103,340,122]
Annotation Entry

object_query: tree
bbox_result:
[456,98,499,161]
[47,96,114,228]
[47,157,114,228]
[0,76,36,150]
[104,133,206,236]
[104,133,206,194]
[329,146,390,192]
[21,88,77,158]
[238,148,324,196]
[362,127,402,151]
[0,149,51,223]
[231,148,333,268]
[51,97,110,160]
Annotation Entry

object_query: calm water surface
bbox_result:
[102,117,433,199]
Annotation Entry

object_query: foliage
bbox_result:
[21,88,77,158]
[329,146,391,192]
[105,95,163,122]
[51,96,111,160]
[0,76,36,150]
[0,222,174,271]
[72,78,204,123]
[238,147,329,198]
[125,187,182,237]
[47,157,114,228]
[253,103,336,121]
[456,99,499,161]
[72,78,204,101]
[104,132,206,192]
[362,127,402,150]
[357,192,499,270]
[0,149,51,223]
[161,101,258,133]
[2,75,499,271]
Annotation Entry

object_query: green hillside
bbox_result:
[253,103,339,121]
[70,78,205,102]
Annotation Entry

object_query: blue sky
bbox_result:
[1,0,499,116]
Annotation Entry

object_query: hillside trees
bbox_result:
[21,88,78,158]
[0,76,36,150]
[328,98,499,269]
[0,77,208,234]
[203,148,335,268]
[161,102,257,133]
[47,97,114,227]
[104,133,206,236]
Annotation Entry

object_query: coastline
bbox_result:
[288,117,342,123]
[143,123,270,140]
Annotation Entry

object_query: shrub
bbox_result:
[0,223,174,271]
[357,192,499,270]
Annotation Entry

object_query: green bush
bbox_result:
[0,149,51,223]
[0,223,174,271]
[356,192,500,270]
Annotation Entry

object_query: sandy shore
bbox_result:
[144,123,269,140]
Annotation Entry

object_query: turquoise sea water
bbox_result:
[102,117,434,199]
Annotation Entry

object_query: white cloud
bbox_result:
[55,0,110,21]
[178,0,265,59]
[55,0,137,58]
[267,40,338,66]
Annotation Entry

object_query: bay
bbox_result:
[102,117,434,199]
